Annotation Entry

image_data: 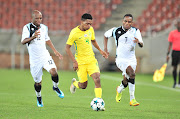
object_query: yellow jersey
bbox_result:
[66,26,97,65]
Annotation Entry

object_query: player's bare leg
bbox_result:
[126,66,139,106]
[78,81,88,89]
[70,79,88,93]
[49,68,64,98]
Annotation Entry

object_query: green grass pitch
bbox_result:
[0,69,180,119]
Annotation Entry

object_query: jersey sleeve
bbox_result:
[135,29,144,44]
[21,25,30,42]
[104,27,115,38]
[66,30,76,45]
[168,31,173,42]
[45,25,50,41]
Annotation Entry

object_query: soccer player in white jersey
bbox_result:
[104,14,143,106]
[21,10,64,107]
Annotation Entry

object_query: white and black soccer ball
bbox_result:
[90,98,105,111]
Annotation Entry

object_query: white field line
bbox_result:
[101,74,180,92]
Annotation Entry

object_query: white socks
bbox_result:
[53,81,59,88]
[35,91,41,97]
[128,82,135,101]
[117,81,135,101]
[117,82,125,93]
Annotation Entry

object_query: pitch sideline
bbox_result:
[101,74,180,92]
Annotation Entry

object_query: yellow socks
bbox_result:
[73,81,102,98]
[94,88,102,98]
[73,81,79,88]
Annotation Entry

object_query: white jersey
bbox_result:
[104,26,143,61]
[104,26,143,78]
[21,23,50,67]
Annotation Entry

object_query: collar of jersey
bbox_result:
[77,26,90,32]
[122,26,132,32]
[31,22,41,29]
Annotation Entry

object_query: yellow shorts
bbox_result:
[77,60,100,83]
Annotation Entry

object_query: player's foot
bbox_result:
[37,97,43,107]
[130,98,139,106]
[176,84,180,88]
[70,78,76,94]
[53,86,64,98]
[116,86,122,103]
[173,83,176,88]
[100,107,105,111]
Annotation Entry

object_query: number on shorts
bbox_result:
[48,60,53,65]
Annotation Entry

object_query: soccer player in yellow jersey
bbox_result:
[66,13,108,108]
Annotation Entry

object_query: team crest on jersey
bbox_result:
[84,34,87,37]
[31,28,34,31]
[118,31,121,34]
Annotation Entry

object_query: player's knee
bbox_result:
[122,80,128,88]
[34,83,41,92]
[82,86,87,89]
[128,78,135,84]
[50,68,58,77]
[52,75,59,83]
[129,72,135,79]
[81,83,87,89]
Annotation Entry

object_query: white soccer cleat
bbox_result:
[70,78,77,94]
[176,84,180,88]
[100,107,105,111]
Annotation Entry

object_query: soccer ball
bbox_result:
[90,98,105,111]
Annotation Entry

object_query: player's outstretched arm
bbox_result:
[104,36,110,56]
[133,37,143,48]
[21,30,40,45]
[46,40,63,60]
[65,44,78,71]
[91,39,108,59]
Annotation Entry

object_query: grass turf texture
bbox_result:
[0,69,180,119]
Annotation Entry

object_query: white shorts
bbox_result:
[30,56,57,83]
[115,58,137,79]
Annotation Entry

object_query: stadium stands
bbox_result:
[134,0,180,36]
[0,0,122,32]
[1,0,179,35]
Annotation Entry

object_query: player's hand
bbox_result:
[73,61,78,71]
[34,30,40,38]
[133,37,139,43]
[100,50,108,59]
[104,48,109,57]
[54,51,63,60]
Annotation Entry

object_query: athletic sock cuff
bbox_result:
[94,88,102,98]
[73,81,79,88]
[52,75,59,83]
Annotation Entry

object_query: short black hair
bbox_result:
[81,13,93,21]
[123,14,133,20]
